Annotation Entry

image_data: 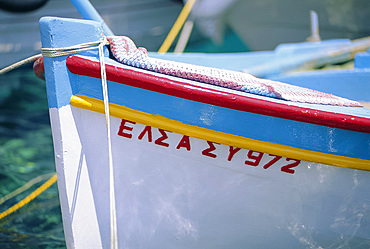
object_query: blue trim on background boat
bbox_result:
[272,69,370,102]
[150,39,356,77]
[150,51,275,71]
[271,51,370,102]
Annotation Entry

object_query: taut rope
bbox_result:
[42,38,118,249]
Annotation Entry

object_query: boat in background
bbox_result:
[0,0,185,69]
[40,16,370,248]
[188,0,370,51]
[271,49,370,105]
[3,0,370,71]
[153,37,370,103]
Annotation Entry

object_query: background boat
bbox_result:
[2,0,370,69]
[153,37,370,104]
[0,0,188,69]
[188,0,370,50]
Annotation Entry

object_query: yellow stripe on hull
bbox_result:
[70,94,370,171]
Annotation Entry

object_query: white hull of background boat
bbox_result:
[221,0,370,51]
[40,17,370,248]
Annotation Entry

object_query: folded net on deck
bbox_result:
[107,36,362,107]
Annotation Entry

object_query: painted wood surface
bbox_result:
[51,105,370,248]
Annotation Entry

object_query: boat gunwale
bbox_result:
[70,94,370,171]
[66,55,370,134]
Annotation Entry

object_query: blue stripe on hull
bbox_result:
[71,73,370,161]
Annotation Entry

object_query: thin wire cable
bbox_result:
[158,0,197,53]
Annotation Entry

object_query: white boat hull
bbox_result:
[52,105,370,248]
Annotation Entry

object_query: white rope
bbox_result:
[41,40,109,57]
[98,39,118,249]
[0,54,42,75]
[0,40,107,75]
[42,38,118,248]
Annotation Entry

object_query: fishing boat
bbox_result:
[39,16,370,248]
[195,0,370,51]
[269,49,370,104]
[153,37,370,76]
[154,37,370,103]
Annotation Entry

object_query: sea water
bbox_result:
[0,66,65,248]
[0,29,248,248]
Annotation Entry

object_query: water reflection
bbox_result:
[0,66,65,248]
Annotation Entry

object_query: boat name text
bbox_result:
[117,119,300,174]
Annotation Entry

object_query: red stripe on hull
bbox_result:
[67,55,370,133]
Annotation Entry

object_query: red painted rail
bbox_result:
[67,55,370,133]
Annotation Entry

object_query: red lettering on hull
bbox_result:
[176,135,191,151]
[155,129,170,147]
[118,119,136,138]
[228,146,241,161]
[202,141,218,158]
[117,120,300,174]
[138,126,153,142]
